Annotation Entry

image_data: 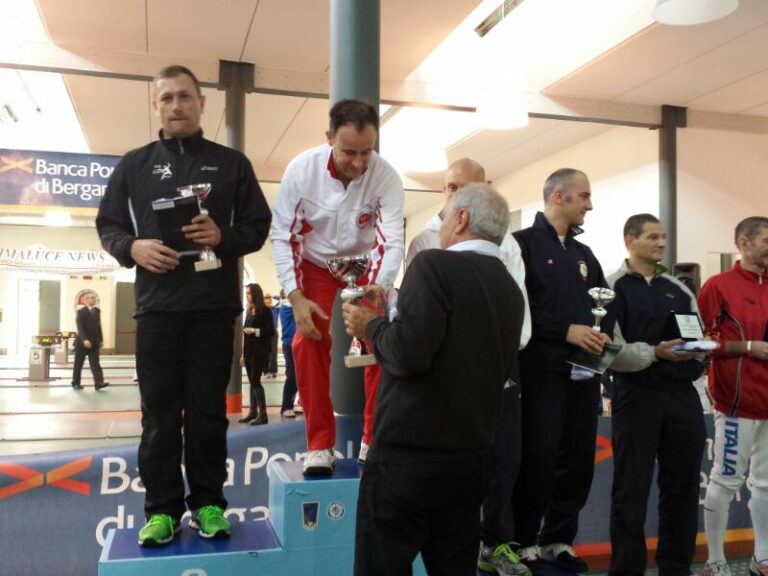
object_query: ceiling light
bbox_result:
[653,0,738,25]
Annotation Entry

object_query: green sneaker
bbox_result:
[137,514,180,547]
[190,505,231,539]
[478,542,532,576]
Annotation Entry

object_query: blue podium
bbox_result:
[98,458,427,575]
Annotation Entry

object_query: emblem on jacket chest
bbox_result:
[578,260,588,280]
[356,210,373,229]
[152,163,173,180]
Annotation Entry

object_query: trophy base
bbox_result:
[194,258,222,272]
[344,353,377,368]
[567,344,622,376]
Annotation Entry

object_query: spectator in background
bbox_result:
[71,291,108,391]
[240,283,275,425]
[279,289,299,418]
[264,293,279,378]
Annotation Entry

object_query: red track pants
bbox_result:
[292,261,381,450]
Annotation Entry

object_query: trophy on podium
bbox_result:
[326,254,377,368]
[152,183,222,273]
[567,287,622,375]
[588,287,614,332]
[177,183,222,272]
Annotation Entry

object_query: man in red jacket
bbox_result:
[699,216,768,576]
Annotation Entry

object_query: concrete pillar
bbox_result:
[659,105,686,268]
[328,1,380,416]
[219,60,254,414]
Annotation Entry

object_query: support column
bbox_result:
[329,1,380,416]
[659,105,686,269]
[329,0,380,107]
[219,60,254,414]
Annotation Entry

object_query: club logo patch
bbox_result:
[326,500,345,520]
[578,260,588,281]
[356,210,373,229]
[302,501,319,530]
[152,163,172,180]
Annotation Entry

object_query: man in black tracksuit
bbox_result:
[96,65,271,546]
[607,214,706,576]
[512,168,613,573]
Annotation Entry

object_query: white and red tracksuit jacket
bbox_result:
[271,144,404,292]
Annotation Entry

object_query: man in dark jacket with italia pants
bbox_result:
[96,65,271,547]
[512,168,613,573]
[608,213,706,576]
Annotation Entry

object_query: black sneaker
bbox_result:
[539,543,588,573]
[95,382,110,391]
[72,382,84,390]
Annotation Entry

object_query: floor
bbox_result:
[0,353,298,456]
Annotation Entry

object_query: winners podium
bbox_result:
[99,458,427,575]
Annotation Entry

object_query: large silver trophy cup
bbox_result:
[177,183,222,273]
[588,287,614,332]
[326,254,377,368]
[567,287,622,375]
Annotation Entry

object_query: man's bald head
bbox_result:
[443,158,486,197]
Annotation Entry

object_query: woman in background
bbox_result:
[239,283,275,425]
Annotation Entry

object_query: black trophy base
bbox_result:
[567,344,622,375]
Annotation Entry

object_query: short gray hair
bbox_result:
[450,183,510,245]
[543,168,586,203]
[735,216,768,245]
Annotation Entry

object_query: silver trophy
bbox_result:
[567,286,622,375]
[588,287,615,332]
[326,254,377,368]
[177,183,222,272]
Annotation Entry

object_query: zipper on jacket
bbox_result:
[177,138,184,154]
[720,310,745,416]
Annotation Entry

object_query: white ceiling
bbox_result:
[1,0,767,222]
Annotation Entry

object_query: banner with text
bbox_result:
[0,415,753,576]
[0,148,120,211]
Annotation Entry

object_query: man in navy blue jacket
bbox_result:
[607,213,706,576]
[512,168,612,573]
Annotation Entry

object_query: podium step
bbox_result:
[99,519,283,575]
[99,458,426,575]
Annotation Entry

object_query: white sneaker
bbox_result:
[281,409,296,418]
[703,560,732,576]
[518,545,540,563]
[358,442,370,464]
[749,556,767,576]
[302,449,335,476]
